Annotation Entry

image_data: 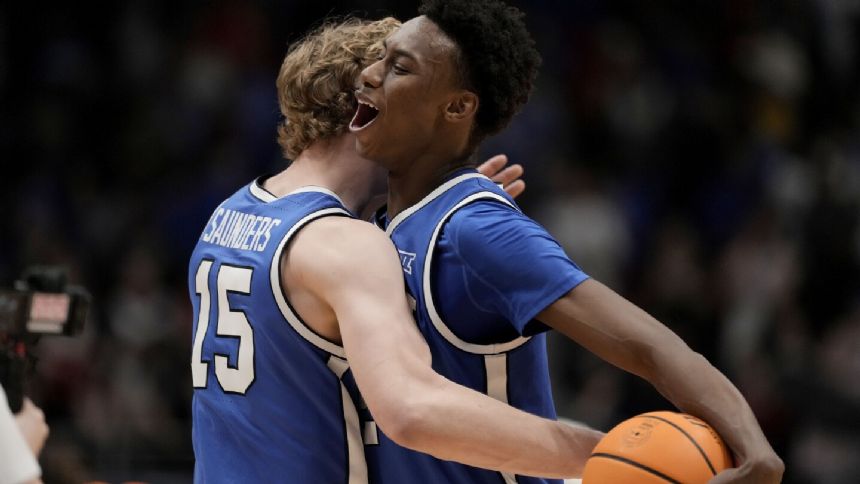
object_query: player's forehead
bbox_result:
[385,16,458,66]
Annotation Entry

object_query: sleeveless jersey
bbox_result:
[189,179,370,484]
[368,171,585,484]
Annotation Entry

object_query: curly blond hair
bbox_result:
[276,17,401,160]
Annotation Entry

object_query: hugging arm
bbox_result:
[290,217,602,478]
[538,279,785,484]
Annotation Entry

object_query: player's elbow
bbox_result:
[372,394,438,450]
[632,330,697,381]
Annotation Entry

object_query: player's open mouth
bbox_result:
[350,98,380,131]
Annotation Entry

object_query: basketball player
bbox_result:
[350,1,785,483]
[189,17,606,483]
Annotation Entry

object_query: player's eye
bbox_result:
[393,64,409,75]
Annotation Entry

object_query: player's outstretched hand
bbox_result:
[476,154,525,199]
[15,398,49,456]
[708,454,784,484]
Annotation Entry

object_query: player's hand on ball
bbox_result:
[476,154,526,199]
[708,454,785,484]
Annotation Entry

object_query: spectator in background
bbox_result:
[0,385,49,484]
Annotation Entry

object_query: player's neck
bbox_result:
[386,153,473,220]
[265,134,383,214]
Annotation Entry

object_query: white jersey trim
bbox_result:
[287,186,346,205]
[485,354,519,484]
[327,356,370,484]
[385,173,487,235]
[422,191,531,354]
[270,207,350,357]
[250,180,346,206]
[249,181,277,202]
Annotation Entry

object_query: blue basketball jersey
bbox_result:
[368,170,589,484]
[189,178,372,484]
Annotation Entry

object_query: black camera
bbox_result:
[0,267,90,412]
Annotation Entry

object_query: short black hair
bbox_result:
[419,0,541,143]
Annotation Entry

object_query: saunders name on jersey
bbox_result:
[201,208,282,252]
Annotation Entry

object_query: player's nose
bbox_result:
[359,59,383,89]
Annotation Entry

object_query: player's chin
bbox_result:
[354,134,389,166]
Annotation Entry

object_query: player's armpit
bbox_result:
[536,278,673,378]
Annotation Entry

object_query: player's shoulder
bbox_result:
[446,197,528,234]
[303,215,388,243]
[457,195,519,214]
[443,197,557,262]
[286,215,400,292]
[292,216,395,264]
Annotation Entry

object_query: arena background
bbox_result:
[2,1,859,482]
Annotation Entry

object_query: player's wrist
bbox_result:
[722,448,783,484]
[553,423,604,475]
[732,433,780,464]
[744,452,784,479]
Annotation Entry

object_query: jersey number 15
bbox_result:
[191,260,255,394]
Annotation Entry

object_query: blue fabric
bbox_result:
[368,169,587,484]
[434,199,589,343]
[189,180,365,484]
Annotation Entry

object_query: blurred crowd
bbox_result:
[2,1,858,483]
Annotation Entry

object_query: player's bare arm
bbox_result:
[284,216,603,478]
[537,279,785,483]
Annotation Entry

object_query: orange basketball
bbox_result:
[582,411,733,484]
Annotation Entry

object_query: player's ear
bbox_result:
[444,90,478,123]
